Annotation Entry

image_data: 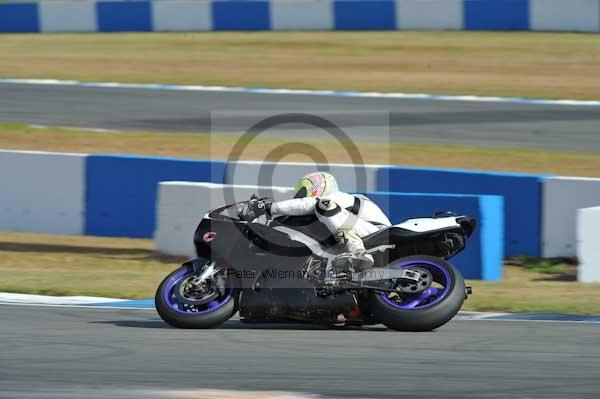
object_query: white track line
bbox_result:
[163,389,319,399]
[0,292,129,305]
[2,78,600,106]
[30,124,119,133]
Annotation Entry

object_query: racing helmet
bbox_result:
[293,172,339,199]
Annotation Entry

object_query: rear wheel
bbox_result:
[367,255,465,331]
[155,260,238,329]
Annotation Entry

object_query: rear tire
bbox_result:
[155,263,238,329]
[367,255,465,332]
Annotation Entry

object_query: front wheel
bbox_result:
[367,255,466,331]
[155,260,238,328]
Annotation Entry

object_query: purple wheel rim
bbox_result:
[380,259,452,310]
[162,265,233,315]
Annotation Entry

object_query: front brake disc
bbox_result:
[174,276,219,306]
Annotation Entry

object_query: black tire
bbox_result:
[367,255,465,332]
[155,264,238,329]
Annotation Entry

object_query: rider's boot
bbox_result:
[333,229,374,271]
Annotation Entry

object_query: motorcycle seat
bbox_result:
[362,225,452,248]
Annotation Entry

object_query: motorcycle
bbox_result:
[155,198,475,331]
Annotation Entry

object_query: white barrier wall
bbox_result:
[543,177,600,257]
[12,0,600,33]
[155,182,294,257]
[152,1,212,32]
[577,206,600,283]
[0,150,86,235]
[271,0,333,30]
[226,161,381,193]
[396,0,463,30]
[530,0,600,32]
[39,1,97,33]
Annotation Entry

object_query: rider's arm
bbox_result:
[270,197,318,216]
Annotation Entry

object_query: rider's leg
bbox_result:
[315,198,375,269]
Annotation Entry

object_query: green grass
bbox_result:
[2,122,600,177]
[465,258,600,314]
[0,232,183,299]
[518,257,573,274]
[1,31,600,99]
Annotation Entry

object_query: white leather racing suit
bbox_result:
[270,191,391,237]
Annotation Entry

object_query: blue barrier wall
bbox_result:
[85,155,226,238]
[97,1,152,32]
[378,167,545,257]
[465,0,529,30]
[0,149,506,279]
[0,3,39,33]
[366,192,504,280]
[212,1,270,31]
[334,1,396,30]
[8,0,600,33]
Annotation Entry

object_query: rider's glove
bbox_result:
[242,198,272,221]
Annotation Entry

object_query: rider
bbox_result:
[243,171,391,270]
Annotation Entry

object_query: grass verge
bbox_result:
[466,258,600,314]
[1,232,598,314]
[1,31,600,99]
[0,232,183,299]
[2,122,600,177]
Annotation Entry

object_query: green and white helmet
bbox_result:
[293,172,339,199]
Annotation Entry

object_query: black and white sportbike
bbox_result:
[155,198,475,331]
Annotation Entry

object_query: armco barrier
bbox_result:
[154,182,504,280]
[2,0,599,33]
[85,155,226,238]
[577,206,600,283]
[378,166,544,257]
[226,161,381,193]
[542,177,600,257]
[155,182,295,256]
[0,150,86,235]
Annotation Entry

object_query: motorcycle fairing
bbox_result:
[192,202,473,323]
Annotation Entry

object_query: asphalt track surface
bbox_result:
[2,82,600,152]
[2,305,600,399]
